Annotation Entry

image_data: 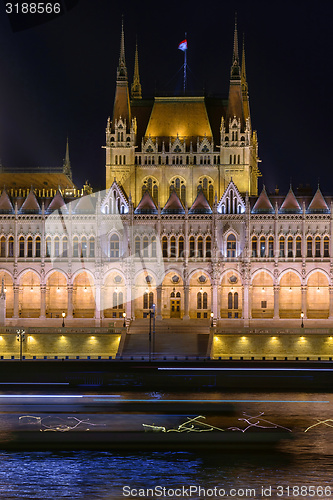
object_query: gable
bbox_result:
[217,180,245,214]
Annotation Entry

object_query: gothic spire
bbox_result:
[226,16,244,130]
[117,19,127,81]
[230,14,240,80]
[112,19,131,128]
[131,41,142,99]
[241,36,251,127]
[63,137,72,180]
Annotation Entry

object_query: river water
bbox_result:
[0,390,332,500]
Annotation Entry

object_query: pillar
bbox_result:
[243,283,249,325]
[183,285,190,320]
[273,285,279,319]
[329,286,333,319]
[67,285,73,318]
[126,282,133,320]
[95,284,101,324]
[156,285,162,320]
[13,285,19,319]
[40,285,46,318]
[212,282,218,320]
[301,285,307,319]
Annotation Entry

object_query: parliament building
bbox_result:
[0,23,332,328]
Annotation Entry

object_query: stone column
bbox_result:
[67,285,73,318]
[127,284,133,320]
[212,282,218,320]
[183,285,190,320]
[40,285,46,318]
[243,283,249,325]
[156,285,162,320]
[329,286,333,319]
[13,285,19,319]
[273,285,279,319]
[301,285,307,319]
[95,284,101,324]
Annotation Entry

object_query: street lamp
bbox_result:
[301,311,304,328]
[149,304,156,362]
[210,312,214,327]
[62,311,66,328]
[16,329,25,361]
[123,311,126,328]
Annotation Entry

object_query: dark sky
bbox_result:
[0,0,332,195]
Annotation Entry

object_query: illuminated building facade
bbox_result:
[0,23,332,327]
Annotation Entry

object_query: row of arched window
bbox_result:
[0,235,97,259]
[162,235,211,259]
[142,177,214,206]
[251,235,330,258]
[135,155,221,165]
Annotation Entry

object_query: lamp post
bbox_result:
[210,311,214,327]
[301,311,304,329]
[16,329,25,361]
[62,311,66,328]
[123,311,126,328]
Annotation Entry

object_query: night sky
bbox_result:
[0,0,332,196]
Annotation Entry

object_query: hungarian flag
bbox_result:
[178,39,187,51]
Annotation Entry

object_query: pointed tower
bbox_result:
[105,20,137,191]
[241,37,251,128]
[131,41,142,99]
[226,17,244,128]
[63,137,72,180]
[219,18,261,196]
[112,20,131,126]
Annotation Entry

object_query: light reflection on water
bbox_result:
[0,391,331,499]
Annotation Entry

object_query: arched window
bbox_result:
[197,236,203,257]
[227,234,236,258]
[72,236,78,258]
[178,236,184,258]
[142,178,158,204]
[113,291,117,309]
[149,292,153,309]
[203,292,208,309]
[181,184,186,205]
[252,236,257,257]
[307,236,313,258]
[135,236,141,256]
[80,236,87,258]
[35,236,41,258]
[287,236,293,258]
[19,236,25,257]
[189,236,195,258]
[118,291,123,309]
[162,236,167,258]
[54,236,59,258]
[197,292,202,309]
[268,236,274,258]
[170,236,176,257]
[205,236,211,258]
[8,236,14,257]
[0,236,5,257]
[62,236,68,258]
[234,292,239,309]
[315,236,321,258]
[143,292,148,309]
[152,184,158,204]
[152,236,157,258]
[324,236,329,257]
[143,236,149,257]
[110,234,120,258]
[296,236,301,257]
[46,236,51,258]
[260,236,265,258]
[279,236,285,258]
[228,292,233,309]
[89,237,95,258]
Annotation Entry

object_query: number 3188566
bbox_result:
[6,3,61,14]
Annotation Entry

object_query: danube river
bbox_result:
[0,390,331,499]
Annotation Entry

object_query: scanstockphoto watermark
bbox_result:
[122,485,257,497]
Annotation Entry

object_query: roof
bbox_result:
[135,190,157,214]
[20,189,40,211]
[145,97,213,143]
[0,189,13,212]
[189,189,212,214]
[307,186,329,212]
[252,186,274,213]
[280,187,301,212]
[47,190,66,212]
[0,172,76,190]
[162,189,185,214]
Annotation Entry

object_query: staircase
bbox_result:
[120,319,211,358]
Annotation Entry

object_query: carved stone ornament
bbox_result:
[198,275,207,284]
[171,275,180,283]
[114,275,122,283]
[145,275,152,284]
[228,275,238,284]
